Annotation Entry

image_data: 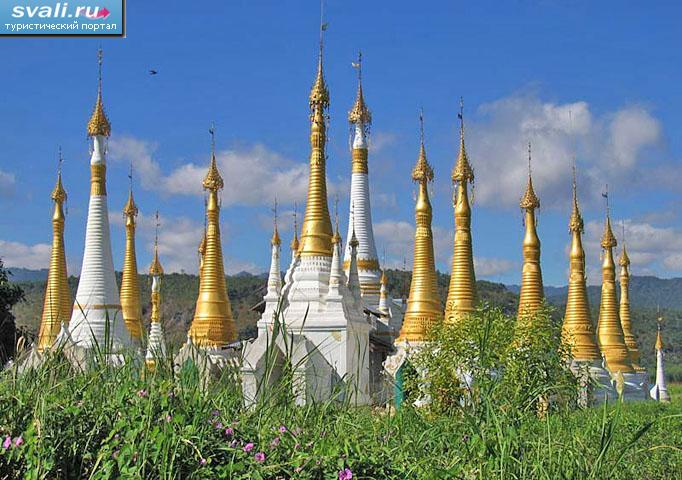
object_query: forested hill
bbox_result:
[506,275,682,310]
[8,269,680,378]
[9,269,516,344]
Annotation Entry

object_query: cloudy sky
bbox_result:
[1,1,682,286]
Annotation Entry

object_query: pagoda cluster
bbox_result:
[28,41,669,405]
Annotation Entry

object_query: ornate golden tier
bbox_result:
[188,152,237,347]
[619,244,643,370]
[298,51,334,258]
[37,170,71,352]
[517,144,544,319]
[444,104,476,323]
[397,120,442,343]
[561,172,600,362]
[597,215,634,373]
[120,189,143,340]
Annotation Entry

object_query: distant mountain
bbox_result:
[6,268,48,283]
[10,269,680,379]
[507,275,682,311]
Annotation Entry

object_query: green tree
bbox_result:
[0,259,24,364]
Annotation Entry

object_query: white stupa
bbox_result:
[68,49,130,352]
[242,38,371,405]
[146,217,167,368]
[342,54,403,342]
[650,320,671,402]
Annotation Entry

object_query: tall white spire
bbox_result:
[650,314,671,402]
[146,212,167,368]
[69,48,130,351]
[260,202,283,324]
[344,52,381,307]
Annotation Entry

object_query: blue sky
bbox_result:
[2,0,682,286]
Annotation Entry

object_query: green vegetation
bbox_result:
[0,260,24,364]
[1,305,680,479]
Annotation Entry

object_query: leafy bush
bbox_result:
[410,304,578,416]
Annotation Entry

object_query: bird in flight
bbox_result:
[149,69,158,75]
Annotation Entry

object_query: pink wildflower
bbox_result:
[2,436,10,449]
[278,425,287,433]
[137,389,148,398]
[270,437,280,448]
[225,427,234,437]
[339,468,353,480]
[243,442,254,453]
[254,452,266,463]
[199,458,207,466]
[13,436,23,447]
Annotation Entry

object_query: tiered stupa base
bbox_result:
[244,255,371,406]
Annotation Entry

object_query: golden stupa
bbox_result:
[37,159,71,352]
[397,113,443,343]
[120,187,144,340]
[597,201,634,374]
[517,143,544,319]
[187,134,237,347]
[618,239,643,371]
[298,45,334,258]
[561,168,600,362]
[444,100,477,323]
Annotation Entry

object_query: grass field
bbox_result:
[0,350,680,480]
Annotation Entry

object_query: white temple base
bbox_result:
[174,340,240,384]
[250,254,372,405]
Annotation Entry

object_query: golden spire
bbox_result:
[597,189,634,374]
[290,204,300,252]
[332,197,342,245]
[37,150,72,352]
[618,226,642,370]
[87,47,111,137]
[149,213,164,323]
[188,126,237,346]
[397,112,442,343]
[298,21,334,257]
[445,99,476,323]
[655,319,663,351]
[120,165,143,341]
[517,142,544,319]
[149,211,164,276]
[348,51,372,127]
[271,199,281,246]
[562,166,600,362]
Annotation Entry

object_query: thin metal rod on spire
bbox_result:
[97,46,103,91]
[528,141,532,178]
[272,198,278,229]
[155,210,160,248]
[128,160,134,192]
[458,96,465,132]
[319,0,327,57]
[602,184,610,217]
[209,122,216,155]
[57,146,63,174]
[419,108,425,146]
[352,50,362,82]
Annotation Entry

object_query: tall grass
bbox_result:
[0,306,680,479]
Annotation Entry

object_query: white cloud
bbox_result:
[468,95,663,209]
[108,136,342,207]
[582,218,682,282]
[474,257,516,277]
[111,212,260,275]
[0,169,16,198]
[0,240,51,270]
